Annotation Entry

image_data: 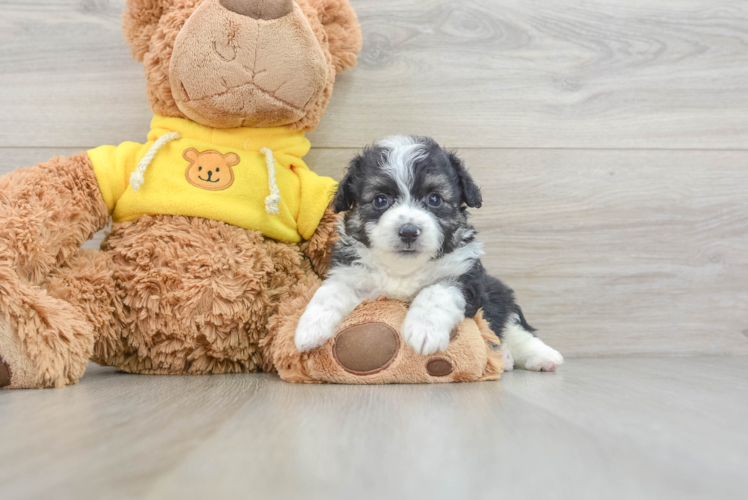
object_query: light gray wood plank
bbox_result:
[1,1,747,149]
[1,358,747,500]
[3,147,747,357]
[315,0,748,149]
[0,0,151,149]
[0,366,267,500]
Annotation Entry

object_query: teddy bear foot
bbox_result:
[0,298,93,389]
[0,317,38,389]
[275,298,505,384]
[333,323,400,375]
[0,359,11,388]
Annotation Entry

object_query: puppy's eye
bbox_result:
[199,167,203,171]
[373,194,390,209]
[216,168,220,172]
[427,193,442,207]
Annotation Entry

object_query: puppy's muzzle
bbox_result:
[398,224,421,245]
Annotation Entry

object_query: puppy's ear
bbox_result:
[448,151,482,209]
[333,155,362,213]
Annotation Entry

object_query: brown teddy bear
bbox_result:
[0,0,502,389]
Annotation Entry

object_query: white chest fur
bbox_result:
[331,241,485,302]
[362,267,435,301]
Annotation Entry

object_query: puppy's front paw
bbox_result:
[523,345,564,372]
[294,308,338,353]
[402,309,451,356]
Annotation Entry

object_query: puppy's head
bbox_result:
[334,136,482,263]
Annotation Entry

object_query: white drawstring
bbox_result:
[130,134,281,216]
[259,147,281,215]
[130,131,182,192]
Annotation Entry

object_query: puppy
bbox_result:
[294,136,563,371]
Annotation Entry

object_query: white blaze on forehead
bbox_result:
[377,135,427,198]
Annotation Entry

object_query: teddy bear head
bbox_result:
[123,0,362,131]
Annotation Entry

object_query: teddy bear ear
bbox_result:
[223,153,241,167]
[306,0,363,74]
[122,0,176,62]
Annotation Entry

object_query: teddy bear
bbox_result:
[0,0,503,389]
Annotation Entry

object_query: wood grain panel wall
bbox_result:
[1,1,747,148]
[1,0,746,357]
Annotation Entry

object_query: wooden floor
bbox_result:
[0,358,746,500]
[1,1,748,498]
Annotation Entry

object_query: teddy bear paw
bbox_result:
[331,321,461,379]
[0,359,11,388]
[0,316,46,389]
[333,323,400,375]
[0,318,15,388]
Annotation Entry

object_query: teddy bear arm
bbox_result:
[0,152,110,285]
[300,203,341,277]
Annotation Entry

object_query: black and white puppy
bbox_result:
[295,136,563,371]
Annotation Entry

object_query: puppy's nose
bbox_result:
[219,0,293,20]
[398,224,421,245]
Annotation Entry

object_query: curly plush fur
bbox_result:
[0,153,109,388]
[0,0,358,389]
[0,151,341,388]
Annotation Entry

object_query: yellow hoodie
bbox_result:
[87,116,337,243]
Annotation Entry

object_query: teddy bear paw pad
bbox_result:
[0,360,11,388]
[426,358,454,377]
[333,323,400,375]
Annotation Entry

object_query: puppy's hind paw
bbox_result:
[498,344,514,372]
[524,345,564,372]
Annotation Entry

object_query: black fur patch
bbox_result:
[458,261,536,339]
[331,136,535,340]
[332,137,481,257]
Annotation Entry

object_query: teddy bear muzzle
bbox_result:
[220,0,293,20]
[169,0,328,129]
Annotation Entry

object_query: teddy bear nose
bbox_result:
[219,0,293,20]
